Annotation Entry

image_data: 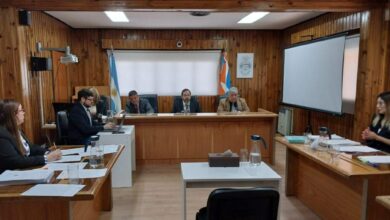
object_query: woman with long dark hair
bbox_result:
[0,100,62,173]
[362,92,390,153]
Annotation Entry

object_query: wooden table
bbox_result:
[181,162,281,220]
[121,110,278,165]
[0,145,124,220]
[276,137,390,220]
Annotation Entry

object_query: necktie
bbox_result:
[185,104,190,113]
[86,108,92,125]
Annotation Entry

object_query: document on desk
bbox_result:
[44,162,88,171]
[61,147,85,156]
[326,139,361,146]
[57,168,108,179]
[0,170,54,186]
[49,155,82,163]
[338,146,379,153]
[78,145,118,157]
[22,184,85,197]
[358,156,390,164]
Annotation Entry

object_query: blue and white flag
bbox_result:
[108,52,122,113]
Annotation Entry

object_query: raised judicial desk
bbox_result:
[121,110,278,165]
[0,145,124,220]
[276,137,390,220]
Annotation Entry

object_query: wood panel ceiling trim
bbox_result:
[101,39,228,50]
[1,0,386,12]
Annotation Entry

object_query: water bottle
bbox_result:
[249,135,262,166]
[89,135,104,168]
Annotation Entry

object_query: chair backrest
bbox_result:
[215,94,228,110]
[56,111,69,144]
[139,94,158,113]
[206,188,279,220]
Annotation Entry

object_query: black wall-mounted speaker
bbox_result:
[31,57,52,71]
[19,10,31,26]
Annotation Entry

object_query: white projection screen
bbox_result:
[282,35,346,114]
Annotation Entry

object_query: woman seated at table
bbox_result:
[362,91,390,153]
[0,100,62,174]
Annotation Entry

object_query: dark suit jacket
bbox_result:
[68,103,104,145]
[0,126,46,174]
[172,97,201,113]
[125,98,154,114]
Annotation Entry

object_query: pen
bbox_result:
[53,142,57,150]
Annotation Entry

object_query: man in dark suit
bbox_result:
[68,89,114,145]
[172,88,201,113]
[125,90,154,114]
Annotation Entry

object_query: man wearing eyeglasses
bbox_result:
[68,89,114,145]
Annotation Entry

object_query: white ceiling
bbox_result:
[46,11,324,30]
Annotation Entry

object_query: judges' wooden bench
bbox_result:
[121,110,278,165]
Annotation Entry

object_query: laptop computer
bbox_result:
[101,114,126,134]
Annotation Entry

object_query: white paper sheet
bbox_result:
[57,168,108,179]
[358,156,390,164]
[21,184,85,197]
[326,139,360,146]
[44,162,88,171]
[49,155,82,163]
[338,146,379,153]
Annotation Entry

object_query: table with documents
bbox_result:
[276,136,390,220]
[181,162,281,220]
[0,145,124,220]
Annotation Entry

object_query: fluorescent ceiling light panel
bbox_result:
[238,12,269,24]
[104,11,129,22]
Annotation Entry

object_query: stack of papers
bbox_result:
[308,134,344,140]
[0,170,54,186]
[61,145,119,157]
[319,139,361,148]
[338,146,379,153]
[22,184,85,197]
[358,156,390,164]
[285,136,306,144]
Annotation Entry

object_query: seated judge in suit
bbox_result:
[362,91,390,153]
[0,100,62,174]
[68,89,114,145]
[125,90,154,114]
[217,87,250,113]
[172,88,201,113]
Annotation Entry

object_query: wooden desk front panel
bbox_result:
[127,116,276,164]
[278,137,390,220]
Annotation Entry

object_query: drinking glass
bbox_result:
[239,148,248,166]
[67,163,80,184]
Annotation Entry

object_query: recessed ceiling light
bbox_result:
[238,12,269,24]
[190,11,210,17]
[104,11,129,22]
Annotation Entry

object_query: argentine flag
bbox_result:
[108,52,122,113]
[218,50,231,95]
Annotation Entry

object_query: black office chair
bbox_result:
[139,94,158,113]
[215,94,228,111]
[56,111,69,144]
[172,95,199,112]
[196,188,279,220]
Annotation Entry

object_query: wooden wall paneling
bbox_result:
[52,51,71,102]
[2,0,386,11]
[97,29,282,114]
[285,9,390,141]
[177,122,213,159]
[352,8,390,140]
